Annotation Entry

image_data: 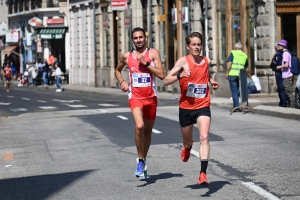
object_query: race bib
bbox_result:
[132,73,151,87]
[186,82,207,98]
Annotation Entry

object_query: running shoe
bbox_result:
[6,89,9,92]
[181,141,193,162]
[197,172,209,185]
[135,158,147,180]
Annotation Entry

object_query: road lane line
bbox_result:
[99,103,118,107]
[117,115,128,120]
[242,182,281,200]
[53,99,81,103]
[0,102,11,105]
[7,96,14,98]
[66,104,87,108]
[22,98,30,100]
[10,108,27,112]
[152,129,162,134]
[190,148,281,200]
[39,106,57,109]
[37,100,47,103]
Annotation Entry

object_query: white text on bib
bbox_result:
[186,82,207,98]
[132,73,151,87]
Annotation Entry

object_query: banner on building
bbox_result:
[103,20,108,30]
[112,0,127,11]
[5,30,19,43]
[125,16,130,29]
[37,38,43,53]
[28,17,43,27]
[171,8,177,25]
[181,7,189,24]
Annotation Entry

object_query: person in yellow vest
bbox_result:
[225,42,248,111]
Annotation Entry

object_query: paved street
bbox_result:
[0,84,300,200]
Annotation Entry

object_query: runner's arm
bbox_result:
[147,48,165,80]
[163,57,188,86]
[115,52,129,92]
[207,58,219,90]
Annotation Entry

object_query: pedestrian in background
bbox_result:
[164,32,219,185]
[247,72,258,94]
[226,42,248,111]
[270,43,288,107]
[10,62,16,80]
[250,71,261,93]
[51,63,63,92]
[276,39,295,108]
[42,58,49,86]
[114,27,165,180]
[4,63,12,92]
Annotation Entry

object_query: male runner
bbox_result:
[163,32,219,185]
[4,63,12,92]
[115,27,164,180]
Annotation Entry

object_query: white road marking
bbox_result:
[0,102,11,105]
[152,128,162,134]
[117,115,128,120]
[7,96,14,98]
[66,104,87,108]
[10,108,27,112]
[39,106,57,109]
[99,103,118,107]
[37,100,47,103]
[53,99,81,103]
[242,182,281,200]
[22,98,30,100]
[189,149,280,200]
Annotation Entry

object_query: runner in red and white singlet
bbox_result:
[4,63,12,92]
[115,27,164,180]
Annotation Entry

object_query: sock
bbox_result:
[200,160,208,174]
[139,159,145,163]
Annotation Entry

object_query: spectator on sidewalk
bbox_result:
[250,71,261,93]
[247,72,259,94]
[42,58,49,86]
[51,63,63,92]
[276,39,295,108]
[270,43,288,107]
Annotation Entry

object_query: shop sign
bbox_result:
[112,0,127,11]
[181,7,189,24]
[125,16,130,29]
[47,17,64,24]
[40,34,64,39]
[171,8,177,25]
[103,19,108,30]
[28,17,43,27]
[5,30,19,43]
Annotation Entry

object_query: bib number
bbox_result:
[186,82,207,98]
[132,73,151,87]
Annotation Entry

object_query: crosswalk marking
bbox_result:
[10,108,27,112]
[22,98,30,100]
[99,103,118,107]
[37,100,47,103]
[66,104,87,108]
[7,96,14,98]
[53,99,81,103]
[0,102,11,105]
[117,115,128,120]
[152,129,162,134]
[39,106,57,109]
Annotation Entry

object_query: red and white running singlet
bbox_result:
[179,56,210,110]
[4,67,12,77]
[126,48,157,99]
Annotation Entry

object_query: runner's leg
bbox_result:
[197,116,211,159]
[181,124,194,148]
[132,107,146,159]
[143,119,155,158]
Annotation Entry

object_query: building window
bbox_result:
[158,1,166,65]
[19,0,23,12]
[31,0,35,9]
[25,0,29,10]
[217,0,226,71]
[231,0,240,48]
[102,7,109,67]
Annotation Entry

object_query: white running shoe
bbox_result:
[56,89,62,92]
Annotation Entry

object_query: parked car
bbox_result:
[295,75,300,108]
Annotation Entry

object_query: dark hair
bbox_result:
[131,27,146,39]
[185,32,203,45]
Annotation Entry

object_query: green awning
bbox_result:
[39,28,66,39]
[30,30,38,40]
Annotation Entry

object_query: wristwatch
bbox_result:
[145,62,150,67]
[177,73,181,80]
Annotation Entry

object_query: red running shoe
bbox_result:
[180,141,193,162]
[197,172,209,185]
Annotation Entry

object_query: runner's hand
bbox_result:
[120,81,129,92]
[136,55,147,66]
[211,81,219,90]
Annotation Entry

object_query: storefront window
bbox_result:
[217,0,226,71]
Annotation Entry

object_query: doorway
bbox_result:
[281,14,297,55]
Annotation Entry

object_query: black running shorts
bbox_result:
[179,107,211,127]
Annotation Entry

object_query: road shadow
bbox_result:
[137,172,183,187]
[0,169,95,200]
[185,181,231,197]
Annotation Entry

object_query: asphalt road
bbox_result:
[0,85,299,200]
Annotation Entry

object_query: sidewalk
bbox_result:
[58,84,300,121]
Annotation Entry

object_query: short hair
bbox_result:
[235,42,242,49]
[185,32,203,45]
[131,27,146,39]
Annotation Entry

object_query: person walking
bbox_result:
[51,63,63,92]
[163,32,219,185]
[226,42,248,111]
[42,58,49,86]
[114,27,165,180]
[4,63,12,92]
[275,40,294,107]
[10,62,16,80]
